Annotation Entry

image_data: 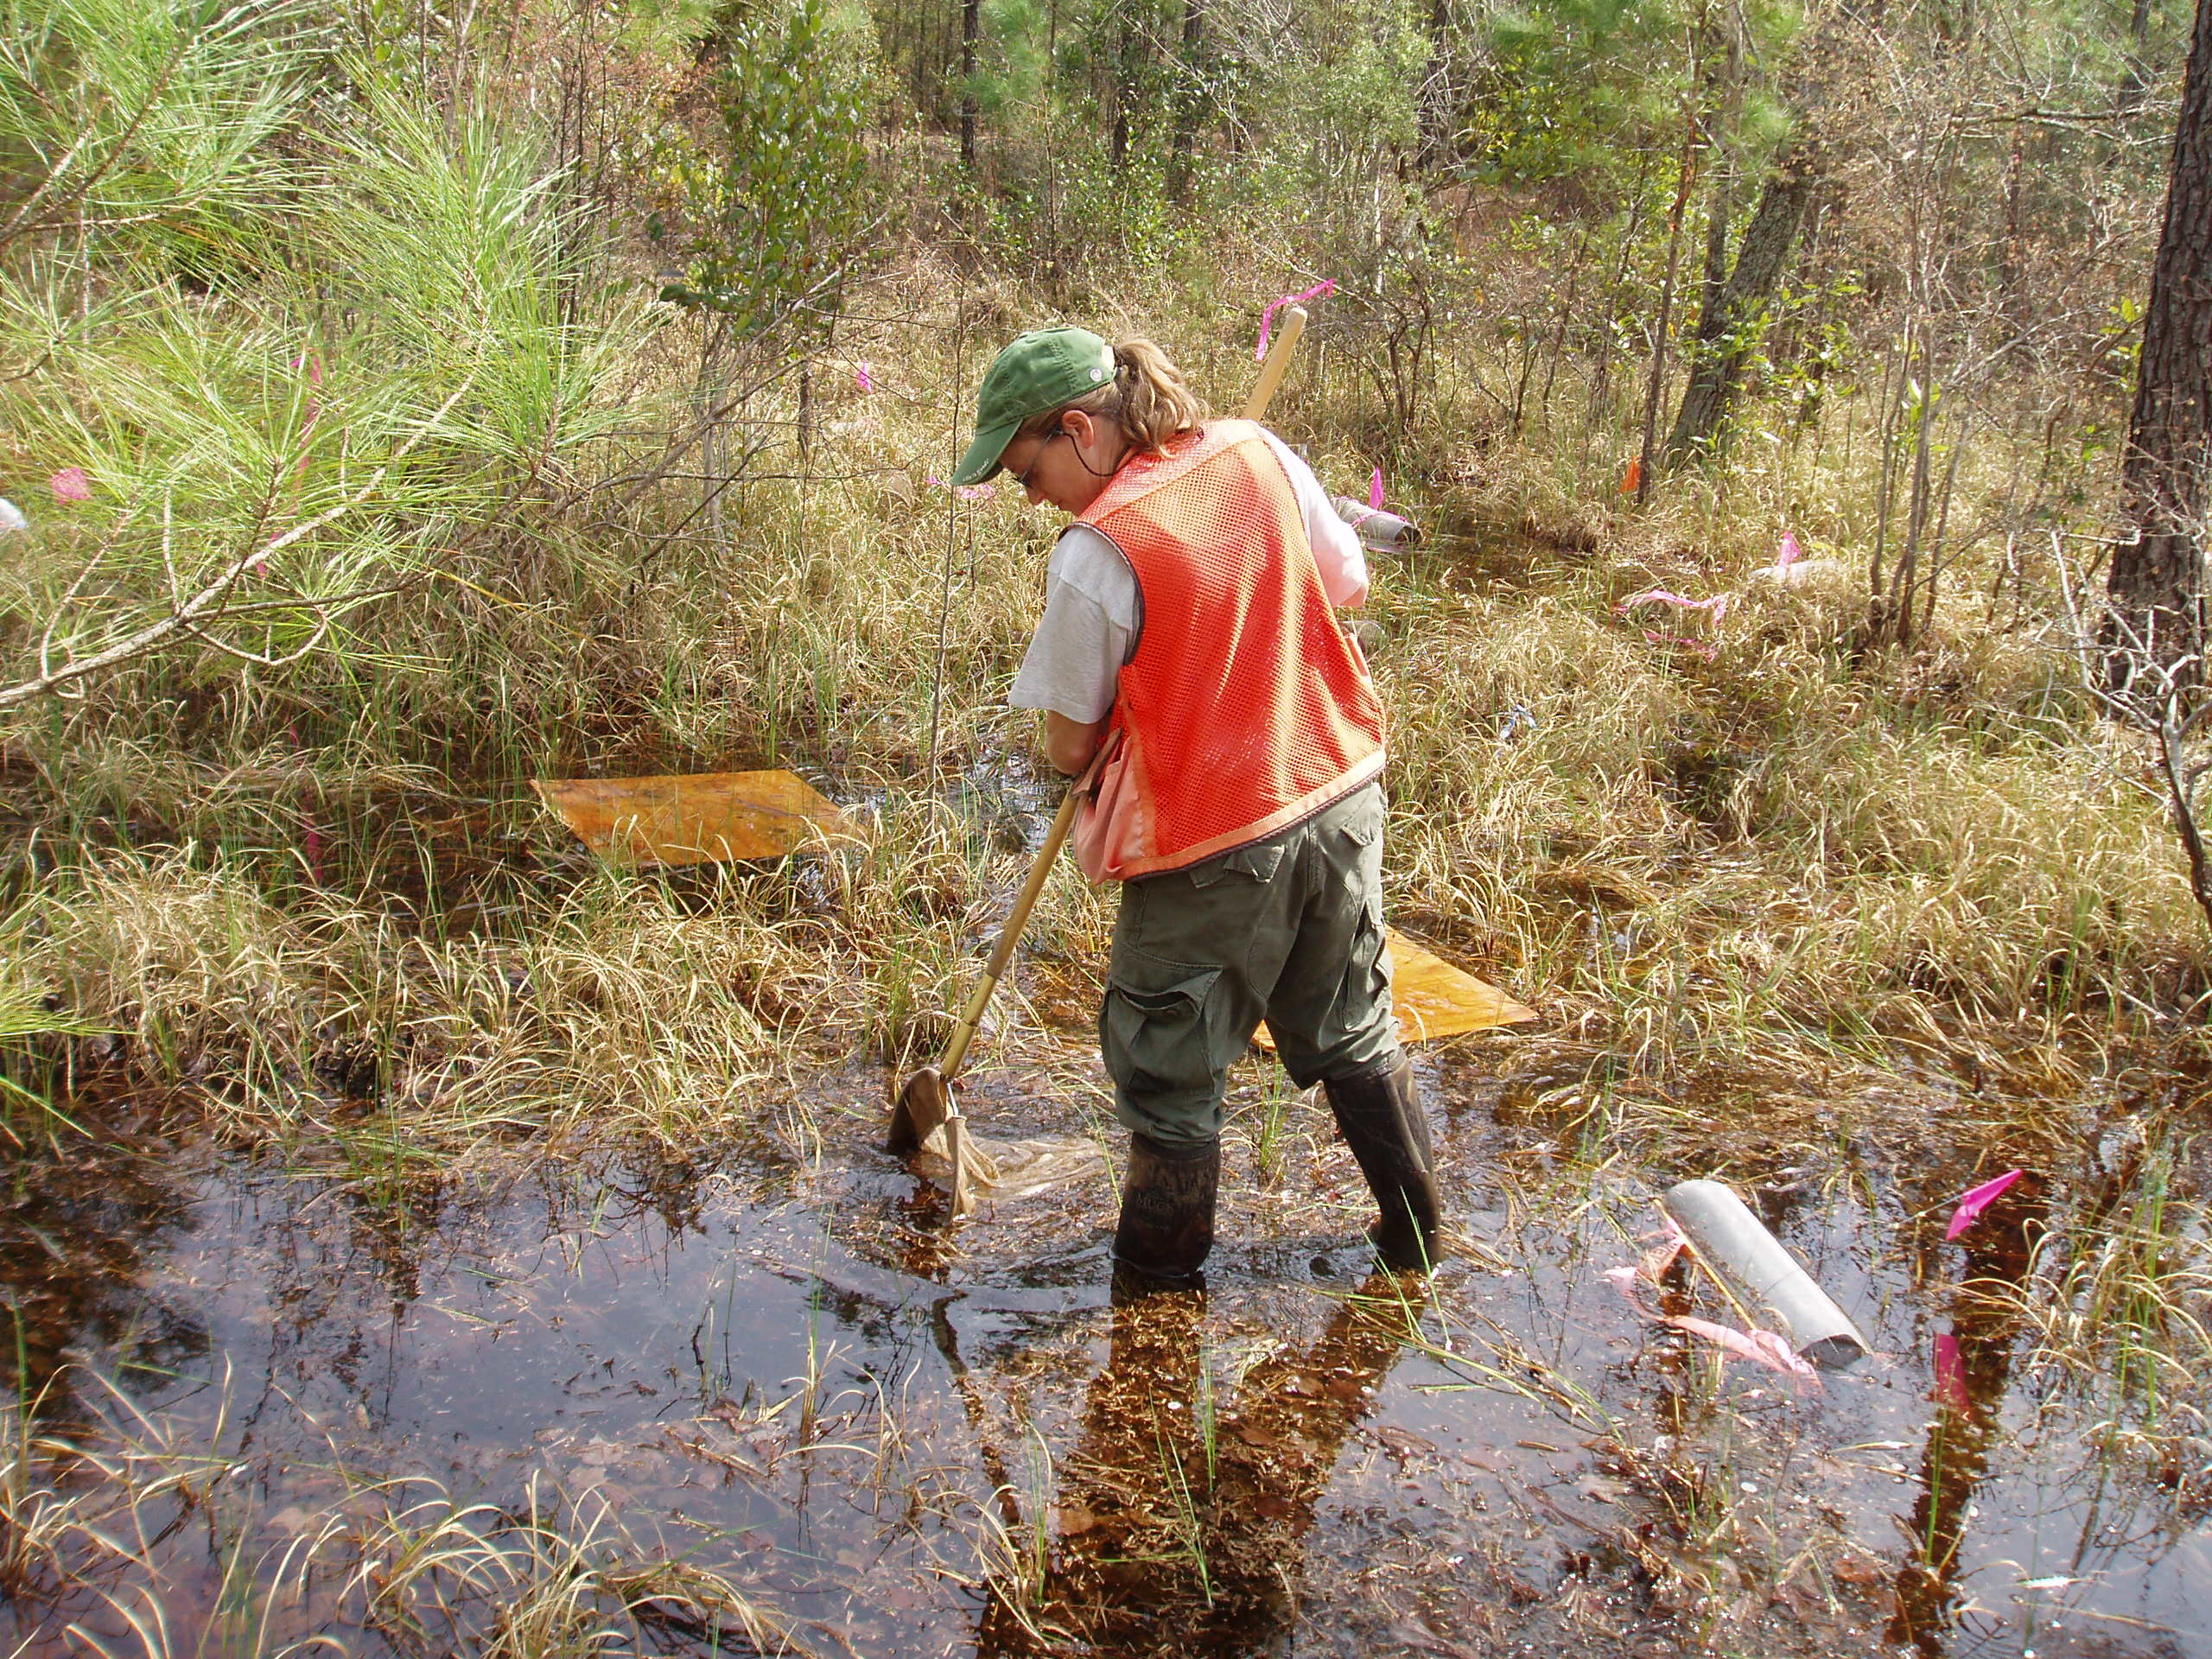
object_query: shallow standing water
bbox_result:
[3,1043,2209,1657]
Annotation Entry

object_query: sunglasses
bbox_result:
[1012,429,1068,490]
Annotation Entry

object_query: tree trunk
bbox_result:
[1418,0,1453,169]
[958,0,979,168]
[1636,111,1700,505]
[2107,0,2212,693]
[1693,163,1735,353]
[1110,10,1136,171]
[1662,144,1819,466]
[1167,0,1205,201]
[1687,14,1744,352]
[2117,0,2156,116]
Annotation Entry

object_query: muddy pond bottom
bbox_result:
[4,1052,2210,1657]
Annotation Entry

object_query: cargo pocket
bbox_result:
[1332,794,1386,895]
[1325,890,1393,1052]
[1101,958,1224,1104]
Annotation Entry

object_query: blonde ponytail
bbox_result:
[1015,334,1207,456]
[1105,338,1207,453]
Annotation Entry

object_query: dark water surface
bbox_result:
[3,1051,2209,1656]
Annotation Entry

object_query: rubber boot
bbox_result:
[1323,1053,1443,1270]
[1111,1131,1221,1290]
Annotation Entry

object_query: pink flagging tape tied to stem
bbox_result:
[1620,591,1729,660]
[855,361,875,393]
[49,467,91,503]
[1369,467,1385,510]
[1777,530,1804,570]
[1255,280,1337,361]
[1945,1169,2025,1241]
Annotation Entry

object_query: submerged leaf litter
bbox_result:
[4,1039,2210,1657]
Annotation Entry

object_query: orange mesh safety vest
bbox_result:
[1071,419,1385,880]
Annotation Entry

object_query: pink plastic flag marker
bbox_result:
[1932,1332,1971,1412]
[49,467,90,503]
[855,361,875,393]
[1945,1169,2025,1241]
[1777,530,1804,570]
[1255,279,1337,361]
[1369,467,1385,510]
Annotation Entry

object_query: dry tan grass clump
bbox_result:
[18,849,821,1147]
[0,1382,811,1656]
[1332,539,2207,1062]
[10,778,1125,1152]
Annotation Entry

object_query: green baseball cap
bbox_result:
[949,327,1116,486]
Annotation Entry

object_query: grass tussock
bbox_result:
[2005,1122,2212,1484]
[0,1372,814,1656]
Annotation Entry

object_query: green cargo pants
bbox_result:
[1099,782,1401,1149]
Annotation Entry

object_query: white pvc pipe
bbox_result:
[1332,495,1421,550]
[1661,1179,1870,1369]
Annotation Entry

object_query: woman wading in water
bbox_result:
[949,325,1440,1288]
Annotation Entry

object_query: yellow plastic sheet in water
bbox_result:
[1255,929,1535,1051]
[533,771,862,866]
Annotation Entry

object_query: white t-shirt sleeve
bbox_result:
[1008,527,1134,724]
[1262,429,1370,608]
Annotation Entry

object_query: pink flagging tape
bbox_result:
[1618,588,1732,616]
[1256,280,1337,360]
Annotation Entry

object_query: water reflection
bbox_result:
[6,1081,2212,1656]
[979,1268,1433,1656]
[0,1111,207,1414]
[1888,1179,2043,1654]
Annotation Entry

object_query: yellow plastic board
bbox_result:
[533,770,862,866]
[1255,928,1535,1050]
